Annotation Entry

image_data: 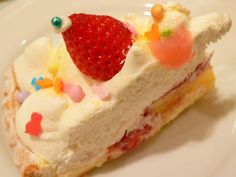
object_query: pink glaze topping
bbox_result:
[149,28,193,68]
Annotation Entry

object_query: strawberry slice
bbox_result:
[62,14,134,81]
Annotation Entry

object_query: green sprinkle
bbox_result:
[51,17,62,28]
[161,28,172,38]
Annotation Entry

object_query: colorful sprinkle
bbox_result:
[51,17,63,28]
[53,77,64,93]
[31,77,37,86]
[31,77,44,91]
[151,4,165,23]
[25,112,43,137]
[35,85,41,91]
[145,23,161,41]
[48,62,59,76]
[63,83,85,102]
[91,84,110,100]
[169,4,190,16]
[161,28,172,38]
[37,78,53,89]
[51,16,72,33]
[17,91,30,103]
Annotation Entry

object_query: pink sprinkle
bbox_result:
[125,23,138,37]
[63,83,85,103]
[17,91,30,103]
[91,84,110,100]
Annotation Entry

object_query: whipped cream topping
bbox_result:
[13,3,231,174]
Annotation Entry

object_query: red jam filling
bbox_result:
[109,124,152,152]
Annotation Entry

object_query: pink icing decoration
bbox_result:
[149,28,193,68]
[91,84,110,100]
[63,83,85,102]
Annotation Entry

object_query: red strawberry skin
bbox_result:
[62,14,134,81]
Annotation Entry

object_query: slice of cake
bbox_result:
[1,3,231,177]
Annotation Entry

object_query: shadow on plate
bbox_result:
[90,89,236,176]
[0,0,14,3]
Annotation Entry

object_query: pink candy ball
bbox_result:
[63,83,85,103]
[91,84,110,100]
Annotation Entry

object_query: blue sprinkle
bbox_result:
[39,76,44,80]
[31,77,37,86]
[35,85,41,91]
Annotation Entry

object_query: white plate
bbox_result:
[0,0,235,177]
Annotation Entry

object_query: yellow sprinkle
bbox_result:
[48,63,59,76]
[137,34,146,41]
[170,4,190,16]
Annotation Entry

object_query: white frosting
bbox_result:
[53,16,72,33]
[159,10,189,30]
[14,8,231,175]
[14,37,54,92]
